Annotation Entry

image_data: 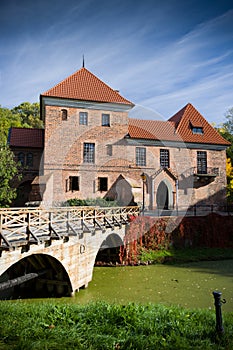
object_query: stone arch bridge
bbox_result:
[0,206,139,298]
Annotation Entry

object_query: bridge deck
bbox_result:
[0,206,139,250]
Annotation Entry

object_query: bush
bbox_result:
[67,197,119,207]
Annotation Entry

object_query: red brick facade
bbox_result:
[9,67,230,209]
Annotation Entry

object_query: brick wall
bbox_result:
[42,102,227,208]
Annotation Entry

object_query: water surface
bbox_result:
[71,260,233,311]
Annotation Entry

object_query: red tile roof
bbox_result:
[8,127,44,148]
[128,118,181,142]
[168,103,230,146]
[128,104,230,146]
[41,67,134,106]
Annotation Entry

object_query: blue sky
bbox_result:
[0,0,233,125]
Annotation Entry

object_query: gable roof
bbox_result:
[8,127,44,148]
[128,103,230,146]
[168,103,230,146]
[41,67,134,106]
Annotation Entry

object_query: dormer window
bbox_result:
[190,121,203,135]
[61,109,68,121]
[192,127,203,134]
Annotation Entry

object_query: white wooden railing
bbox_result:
[0,206,139,250]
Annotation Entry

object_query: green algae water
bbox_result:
[71,260,233,312]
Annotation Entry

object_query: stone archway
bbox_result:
[95,233,124,265]
[156,179,173,210]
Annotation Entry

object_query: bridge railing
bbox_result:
[0,206,139,250]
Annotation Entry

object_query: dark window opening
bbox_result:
[160,149,169,168]
[26,153,33,167]
[18,152,25,166]
[102,114,110,127]
[136,147,146,166]
[98,177,108,191]
[197,151,207,174]
[61,109,68,121]
[68,176,79,191]
[83,143,95,163]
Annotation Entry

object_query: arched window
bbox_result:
[26,153,33,167]
[61,109,68,121]
[18,152,25,166]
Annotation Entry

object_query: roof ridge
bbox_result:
[42,67,133,106]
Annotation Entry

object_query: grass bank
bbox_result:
[138,247,233,264]
[0,301,232,349]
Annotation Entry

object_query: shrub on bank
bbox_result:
[119,214,233,265]
[67,197,119,207]
[0,301,232,349]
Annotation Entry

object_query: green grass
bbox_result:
[138,247,233,264]
[0,301,232,349]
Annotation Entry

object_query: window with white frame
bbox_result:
[197,151,207,174]
[136,147,146,166]
[160,149,169,168]
[83,143,95,163]
[102,113,110,126]
[192,126,203,134]
[79,112,88,125]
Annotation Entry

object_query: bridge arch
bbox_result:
[0,206,139,298]
[95,232,124,265]
[0,253,72,299]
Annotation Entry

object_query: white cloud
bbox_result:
[0,1,233,126]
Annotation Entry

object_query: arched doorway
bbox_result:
[156,181,169,209]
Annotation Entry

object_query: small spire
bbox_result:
[82,55,85,68]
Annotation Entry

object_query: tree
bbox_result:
[0,106,22,143]
[218,127,233,162]
[222,107,233,134]
[11,102,43,128]
[217,107,233,162]
[0,102,44,144]
[0,145,20,207]
[226,158,233,203]
[217,107,233,203]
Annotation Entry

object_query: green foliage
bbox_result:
[0,301,232,349]
[138,247,233,264]
[226,158,233,202]
[0,145,20,207]
[217,107,233,162]
[67,197,119,207]
[218,128,233,162]
[0,106,22,143]
[0,102,43,144]
[222,107,233,135]
[11,102,43,129]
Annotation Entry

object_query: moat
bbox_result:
[64,260,233,312]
